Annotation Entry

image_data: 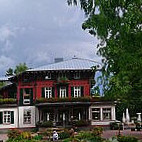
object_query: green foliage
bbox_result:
[117,136,138,142]
[36,96,92,103]
[7,129,42,142]
[32,135,42,140]
[68,0,142,118]
[6,68,14,76]
[92,127,103,137]
[7,129,22,139]
[0,98,17,104]
[14,63,28,75]
[0,82,6,88]
[59,131,70,139]
[74,120,89,127]
[20,132,31,139]
[36,121,53,127]
[110,122,123,130]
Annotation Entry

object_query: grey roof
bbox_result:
[0,76,9,81]
[28,58,101,72]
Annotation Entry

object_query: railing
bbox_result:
[36,96,111,104]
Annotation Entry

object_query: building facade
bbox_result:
[0,58,116,129]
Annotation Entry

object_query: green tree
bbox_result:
[0,82,6,89]
[14,63,28,75]
[6,68,14,76]
[68,0,142,117]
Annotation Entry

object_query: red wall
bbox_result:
[17,79,90,101]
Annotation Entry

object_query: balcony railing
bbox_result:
[35,96,111,104]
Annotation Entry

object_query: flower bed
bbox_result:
[0,98,17,105]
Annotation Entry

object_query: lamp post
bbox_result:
[114,99,122,136]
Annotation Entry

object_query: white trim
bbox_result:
[60,87,66,98]
[23,109,31,124]
[74,86,81,97]
[3,111,11,124]
[45,87,52,98]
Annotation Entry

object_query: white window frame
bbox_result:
[23,109,31,124]
[91,108,101,121]
[74,86,81,97]
[3,111,11,124]
[60,87,66,98]
[102,108,111,120]
[74,72,80,79]
[45,87,52,98]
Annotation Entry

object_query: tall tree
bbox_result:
[68,0,142,117]
[6,68,14,76]
[14,63,28,75]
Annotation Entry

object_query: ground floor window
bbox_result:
[3,111,11,124]
[23,109,31,124]
[102,108,111,120]
[0,111,14,125]
[92,108,100,121]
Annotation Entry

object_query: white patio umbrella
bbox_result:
[122,112,126,123]
[126,108,130,124]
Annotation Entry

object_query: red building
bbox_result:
[0,58,116,129]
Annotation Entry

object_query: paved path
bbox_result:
[102,130,142,141]
[0,134,8,142]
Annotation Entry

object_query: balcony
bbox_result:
[35,96,113,107]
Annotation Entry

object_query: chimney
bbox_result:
[54,58,63,63]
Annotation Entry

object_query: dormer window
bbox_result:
[74,72,80,79]
[45,73,51,79]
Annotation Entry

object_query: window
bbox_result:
[45,73,51,79]
[74,72,80,79]
[103,108,111,120]
[92,108,100,121]
[3,111,11,124]
[45,87,52,98]
[23,110,31,124]
[60,87,66,98]
[74,87,81,97]
[23,88,32,105]
[0,111,14,125]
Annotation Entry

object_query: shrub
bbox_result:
[33,135,42,140]
[40,121,53,127]
[7,129,22,139]
[20,131,31,139]
[75,120,89,127]
[59,131,70,139]
[117,136,138,142]
[76,131,93,139]
[110,122,123,130]
[92,127,103,136]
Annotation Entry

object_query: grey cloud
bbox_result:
[0,0,101,75]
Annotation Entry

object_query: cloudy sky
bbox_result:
[0,0,101,76]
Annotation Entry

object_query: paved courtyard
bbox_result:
[0,134,8,142]
[102,130,142,141]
